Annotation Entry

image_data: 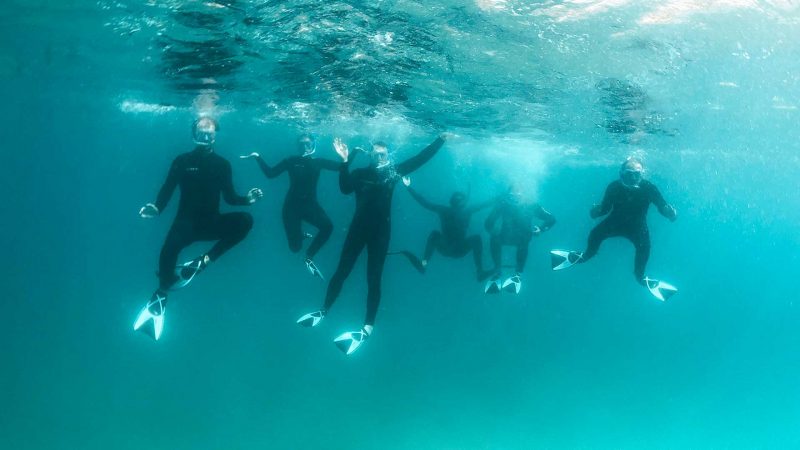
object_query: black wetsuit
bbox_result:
[256,155,339,259]
[323,137,445,326]
[485,198,555,274]
[155,148,253,290]
[405,188,491,276]
[583,179,676,282]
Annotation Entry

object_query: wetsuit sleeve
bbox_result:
[533,204,556,231]
[339,159,356,194]
[396,137,445,176]
[221,160,251,206]
[155,158,180,212]
[648,182,677,220]
[591,182,616,218]
[466,198,495,215]
[315,158,342,172]
[256,156,288,179]
[408,187,444,213]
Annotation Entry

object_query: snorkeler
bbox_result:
[484,185,556,295]
[134,117,263,340]
[392,183,493,280]
[550,157,679,301]
[241,134,339,279]
[296,134,451,355]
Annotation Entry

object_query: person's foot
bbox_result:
[334,325,372,355]
[297,310,326,327]
[174,254,209,289]
[484,272,502,294]
[550,250,583,271]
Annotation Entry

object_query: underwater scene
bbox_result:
[1,1,799,448]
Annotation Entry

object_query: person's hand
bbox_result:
[334,138,349,162]
[589,204,602,219]
[139,203,159,218]
[247,188,264,204]
[532,226,542,236]
[239,152,260,159]
[667,205,678,222]
[439,132,457,141]
[401,176,411,187]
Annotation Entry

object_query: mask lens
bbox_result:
[622,169,642,185]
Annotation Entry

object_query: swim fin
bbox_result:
[334,325,372,355]
[484,274,502,294]
[550,250,583,271]
[133,290,167,341]
[502,274,522,294]
[297,310,325,327]
[305,259,325,280]
[643,277,678,302]
[174,255,208,289]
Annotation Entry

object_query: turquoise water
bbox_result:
[2,1,799,448]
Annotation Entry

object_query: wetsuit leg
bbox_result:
[628,225,651,283]
[582,219,616,262]
[205,212,254,261]
[282,201,304,253]
[489,233,503,273]
[323,223,368,312]
[365,224,390,326]
[303,202,333,259]
[515,236,532,274]
[158,219,196,290]
[467,235,484,273]
[423,230,443,261]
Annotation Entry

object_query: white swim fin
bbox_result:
[297,310,326,327]
[133,291,167,341]
[550,250,583,271]
[502,274,522,294]
[334,326,372,355]
[643,277,678,302]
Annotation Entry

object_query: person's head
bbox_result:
[619,157,645,188]
[297,133,316,157]
[450,192,467,209]
[370,141,390,168]
[192,117,218,147]
[506,182,524,203]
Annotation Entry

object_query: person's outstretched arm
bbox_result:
[396,135,447,176]
[590,183,615,219]
[533,205,556,232]
[222,160,262,205]
[335,138,360,195]
[256,156,289,179]
[407,187,444,213]
[648,182,678,221]
[467,197,496,215]
[315,158,342,172]
[151,159,180,215]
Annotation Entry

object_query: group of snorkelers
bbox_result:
[134,117,678,355]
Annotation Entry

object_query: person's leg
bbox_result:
[582,219,615,263]
[489,233,503,274]
[515,236,532,274]
[323,224,367,312]
[158,220,195,290]
[303,203,333,259]
[365,225,390,327]
[282,201,304,254]
[422,230,443,264]
[466,235,484,271]
[630,225,651,284]
[205,213,254,262]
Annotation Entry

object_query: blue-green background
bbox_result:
[1,1,799,449]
